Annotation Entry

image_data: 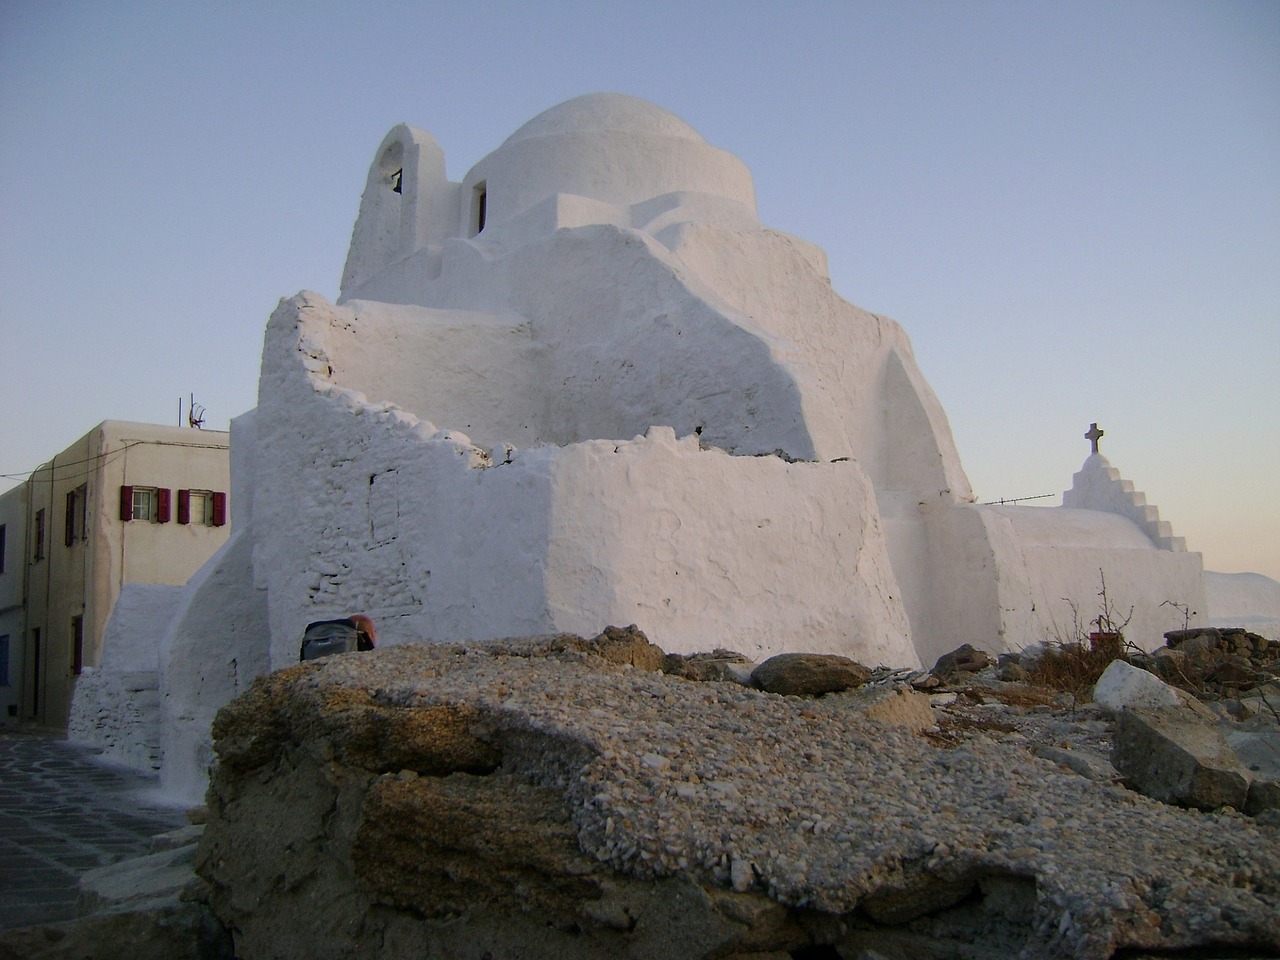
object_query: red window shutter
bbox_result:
[212,491,227,527]
[177,489,190,525]
[65,491,75,546]
[119,486,133,522]
[157,488,172,524]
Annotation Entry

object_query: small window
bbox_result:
[179,489,214,526]
[123,486,170,523]
[64,484,88,546]
[0,523,6,574]
[176,489,226,526]
[33,509,45,562]
[133,487,158,522]
[0,634,9,687]
[472,181,487,236]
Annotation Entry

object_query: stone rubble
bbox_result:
[1139,627,1280,701]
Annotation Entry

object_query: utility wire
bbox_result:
[980,493,1057,505]
[1,436,226,486]
[0,443,144,484]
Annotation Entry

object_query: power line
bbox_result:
[980,493,1057,506]
[0,443,144,484]
[1,436,228,487]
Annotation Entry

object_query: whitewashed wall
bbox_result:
[68,583,181,770]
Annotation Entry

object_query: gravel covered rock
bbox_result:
[197,638,1280,960]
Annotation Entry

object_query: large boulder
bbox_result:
[750,653,871,696]
[1093,659,1182,712]
[1225,726,1280,814]
[931,643,992,677]
[1111,707,1251,811]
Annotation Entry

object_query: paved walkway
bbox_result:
[0,728,190,930]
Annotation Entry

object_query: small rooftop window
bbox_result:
[472,182,487,236]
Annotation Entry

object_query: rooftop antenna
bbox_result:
[188,393,206,430]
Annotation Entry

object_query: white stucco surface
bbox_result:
[67,583,182,770]
[976,503,1206,652]
[159,412,271,803]
[89,93,1271,801]
[249,289,920,671]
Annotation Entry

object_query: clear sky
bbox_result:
[2,1,1277,582]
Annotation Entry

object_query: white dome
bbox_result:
[501,93,706,146]
[465,93,756,232]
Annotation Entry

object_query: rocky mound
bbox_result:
[1139,627,1280,699]
[195,629,1280,960]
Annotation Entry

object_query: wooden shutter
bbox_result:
[119,486,133,522]
[157,488,172,524]
[177,489,191,525]
[212,491,227,527]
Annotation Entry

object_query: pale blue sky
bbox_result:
[2,1,1277,581]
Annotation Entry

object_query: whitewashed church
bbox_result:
[75,94,1280,802]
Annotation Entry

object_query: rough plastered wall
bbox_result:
[342,225,826,462]
[343,195,970,499]
[252,293,521,665]
[159,412,270,803]
[878,500,1014,669]
[67,583,182,771]
[252,293,919,671]
[540,429,915,666]
[978,505,1206,652]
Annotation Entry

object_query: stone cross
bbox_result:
[1085,422,1104,454]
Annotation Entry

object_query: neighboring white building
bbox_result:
[8,421,230,731]
[91,94,1277,802]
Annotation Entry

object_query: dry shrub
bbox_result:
[1024,637,1127,702]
